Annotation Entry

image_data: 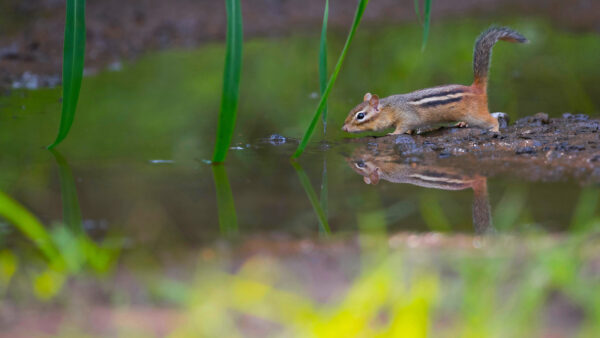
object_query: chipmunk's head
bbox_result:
[346,156,381,185]
[342,93,388,133]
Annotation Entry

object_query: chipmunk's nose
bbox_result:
[341,125,348,132]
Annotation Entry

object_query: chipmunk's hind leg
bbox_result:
[464,113,499,132]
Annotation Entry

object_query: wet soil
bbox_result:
[1,0,600,88]
[345,113,600,184]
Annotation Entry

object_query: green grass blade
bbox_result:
[212,0,244,163]
[421,0,432,51]
[292,0,369,159]
[212,164,239,235]
[48,0,86,149]
[291,161,331,234]
[413,0,423,25]
[319,157,329,234]
[319,0,329,133]
[50,150,83,235]
[0,192,60,262]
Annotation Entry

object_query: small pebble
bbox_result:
[516,147,536,155]
[268,134,286,145]
[533,112,549,124]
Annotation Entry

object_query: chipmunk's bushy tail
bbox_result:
[473,26,528,89]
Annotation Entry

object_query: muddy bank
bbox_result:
[1,0,600,88]
[344,113,600,184]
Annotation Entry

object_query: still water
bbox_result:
[0,19,599,335]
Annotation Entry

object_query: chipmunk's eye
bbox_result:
[355,160,365,168]
[356,112,366,120]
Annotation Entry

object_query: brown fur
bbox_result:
[342,26,528,135]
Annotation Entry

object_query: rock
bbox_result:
[394,135,419,154]
[491,112,510,129]
[573,114,590,121]
[267,134,286,145]
[516,147,536,155]
[533,112,549,124]
[394,134,416,145]
[516,112,549,127]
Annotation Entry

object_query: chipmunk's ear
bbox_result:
[363,93,372,102]
[369,94,380,110]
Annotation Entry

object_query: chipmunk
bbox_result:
[341,26,528,135]
[346,144,493,233]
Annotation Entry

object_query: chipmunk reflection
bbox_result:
[347,148,493,234]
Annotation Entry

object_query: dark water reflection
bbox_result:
[1,135,593,248]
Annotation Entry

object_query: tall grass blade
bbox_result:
[421,0,432,51]
[213,0,244,163]
[0,192,60,262]
[212,164,239,235]
[291,161,331,234]
[319,0,329,133]
[292,0,369,159]
[319,157,329,234]
[50,150,83,235]
[48,0,86,149]
[413,0,423,25]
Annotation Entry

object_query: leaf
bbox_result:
[213,0,244,163]
[319,0,329,133]
[414,0,423,25]
[0,192,60,262]
[421,0,432,51]
[292,0,370,159]
[48,0,86,148]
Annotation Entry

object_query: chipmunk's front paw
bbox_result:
[387,129,413,136]
[455,122,469,128]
